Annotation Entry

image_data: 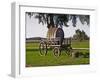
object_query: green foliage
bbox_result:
[74,52,89,58]
[26,12,90,28]
[73,29,89,41]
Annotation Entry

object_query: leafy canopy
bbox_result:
[26,12,90,28]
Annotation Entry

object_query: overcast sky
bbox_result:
[26,14,89,38]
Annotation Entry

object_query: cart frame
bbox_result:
[39,37,72,57]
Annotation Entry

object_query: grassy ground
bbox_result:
[71,40,89,48]
[26,40,89,67]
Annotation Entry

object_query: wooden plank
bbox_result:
[50,45,61,47]
[72,48,89,50]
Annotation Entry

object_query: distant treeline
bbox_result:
[72,29,89,41]
[26,29,89,42]
[26,37,46,43]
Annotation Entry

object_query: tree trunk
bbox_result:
[47,14,54,28]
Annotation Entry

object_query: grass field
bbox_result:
[26,40,89,67]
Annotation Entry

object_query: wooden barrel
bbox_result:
[47,27,64,44]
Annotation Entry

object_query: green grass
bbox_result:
[26,40,89,67]
[71,40,89,48]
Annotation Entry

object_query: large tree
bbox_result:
[26,12,90,28]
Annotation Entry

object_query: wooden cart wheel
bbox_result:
[66,45,72,56]
[53,47,60,57]
[39,41,47,56]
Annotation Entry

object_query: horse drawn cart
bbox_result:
[39,27,72,57]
